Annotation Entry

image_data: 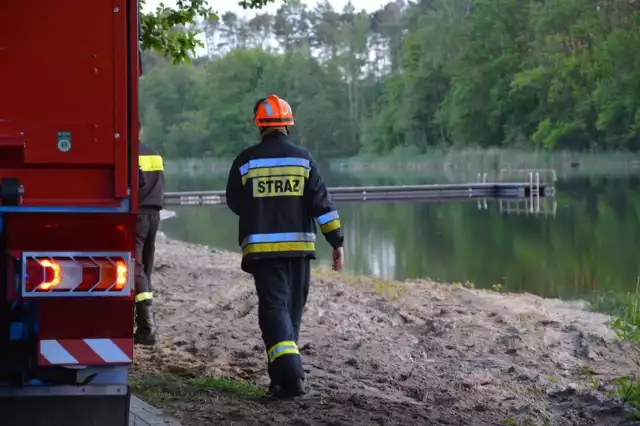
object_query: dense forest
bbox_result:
[139,0,640,159]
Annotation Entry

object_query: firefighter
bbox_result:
[135,122,165,346]
[225,94,345,398]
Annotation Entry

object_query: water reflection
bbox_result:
[161,171,640,300]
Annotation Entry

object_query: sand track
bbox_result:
[132,237,639,425]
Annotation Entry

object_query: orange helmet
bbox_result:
[253,94,294,127]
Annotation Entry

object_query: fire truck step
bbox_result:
[0,387,131,426]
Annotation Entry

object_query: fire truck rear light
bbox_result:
[115,260,127,290]
[31,259,62,291]
[22,252,132,297]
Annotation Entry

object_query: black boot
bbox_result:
[273,378,305,399]
[134,302,158,346]
[267,382,281,397]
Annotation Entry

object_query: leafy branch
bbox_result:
[139,0,279,63]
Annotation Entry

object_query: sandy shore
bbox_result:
[132,236,639,425]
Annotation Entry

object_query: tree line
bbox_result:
[139,0,640,159]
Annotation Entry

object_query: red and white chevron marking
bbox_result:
[38,338,133,366]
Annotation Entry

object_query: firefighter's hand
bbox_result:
[332,247,344,271]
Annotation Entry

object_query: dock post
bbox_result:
[535,172,540,213]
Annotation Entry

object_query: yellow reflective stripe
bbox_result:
[268,340,299,363]
[268,340,296,356]
[242,232,315,248]
[241,166,309,185]
[271,348,299,362]
[135,292,153,303]
[320,219,341,233]
[242,241,315,255]
[139,155,164,172]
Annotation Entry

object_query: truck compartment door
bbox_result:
[0,0,132,206]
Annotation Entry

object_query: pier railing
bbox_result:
[163,168,556,209]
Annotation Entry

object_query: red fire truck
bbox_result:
[0,0,141,424]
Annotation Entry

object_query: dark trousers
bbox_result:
[252,257,311,387]
[134,210,160,305]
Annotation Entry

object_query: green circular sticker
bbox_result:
[57,138,71,152]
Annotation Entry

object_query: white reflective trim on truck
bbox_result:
[83,339,131,363]
[40,340,79,365]
[38,338,133,366]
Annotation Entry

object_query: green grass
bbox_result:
[188,376,265,398]
[312,267,408,300]
[129,374,195,406]
[586,279,640,420]
[589,290,640,318]
[129,373,265,407]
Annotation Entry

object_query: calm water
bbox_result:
[161,171,640,300]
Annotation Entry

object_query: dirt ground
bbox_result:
[132,235,640,426]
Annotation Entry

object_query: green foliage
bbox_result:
[139,0,278,63]
[592,281,640,420]
[610,376,640,419]
[140,0,211,63]
[139,0,640,158]
[238,0,278,9]
[612,299,640,343]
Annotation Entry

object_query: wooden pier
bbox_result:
[163,176,555,207]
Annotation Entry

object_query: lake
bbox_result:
[160,170,640,301]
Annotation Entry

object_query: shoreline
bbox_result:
[132,236,638,425]
[162,149,640,182]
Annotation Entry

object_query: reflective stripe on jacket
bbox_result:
[225,131,343,262]
[139,142,165,210]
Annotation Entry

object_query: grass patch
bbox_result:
[312,267,407,300]
[585,279,640,420]
[129,373,264,408]
[311,267,341,280]
[371,277,406,300]
[129,374,197,407]
[588,289,640,317]
[312,267,363,286]
[189,376,265,398]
